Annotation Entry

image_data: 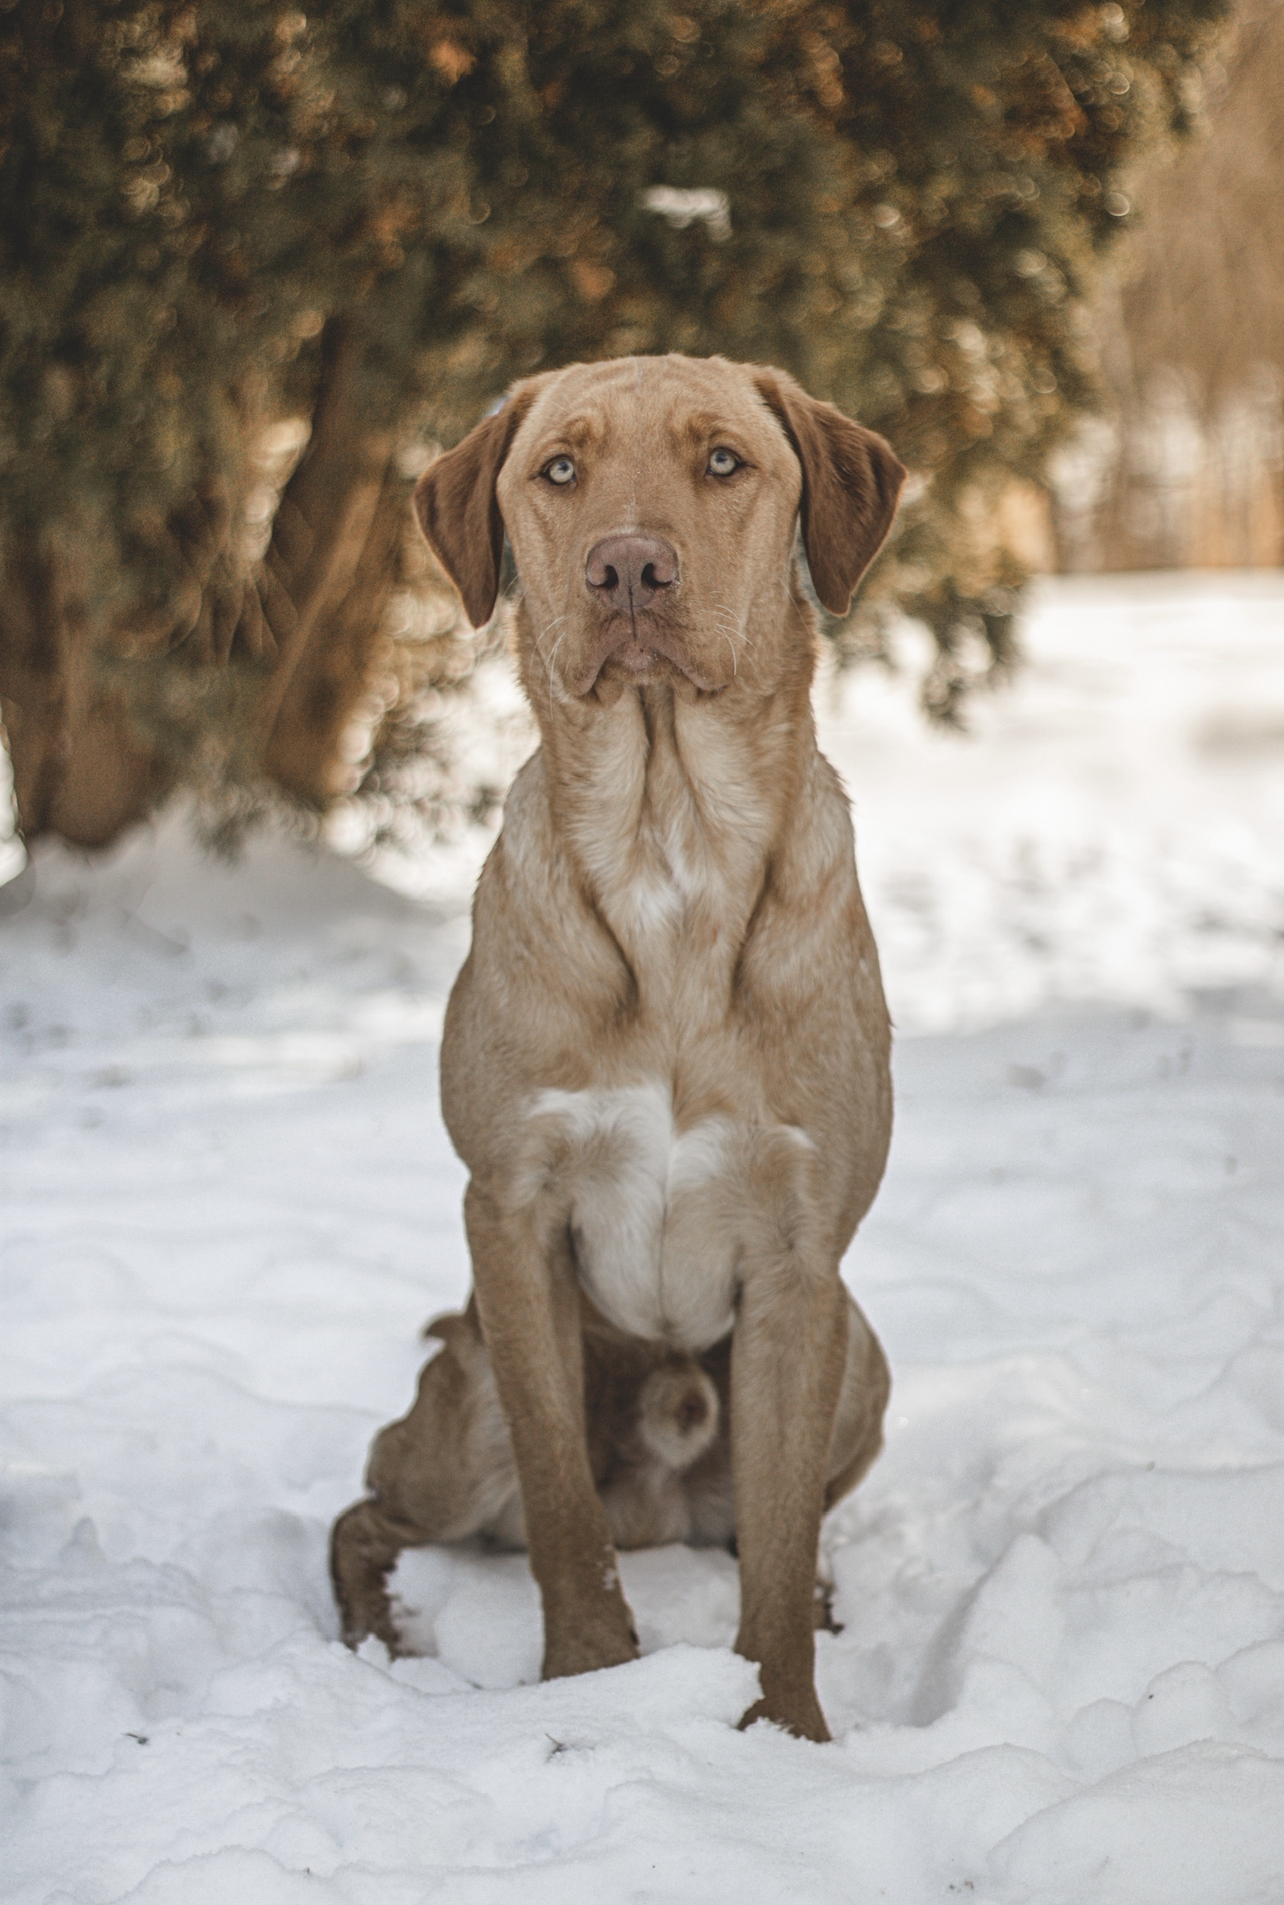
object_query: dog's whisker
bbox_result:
[710,604,755,654]
[545,627,569,698]
[534,615,572,698]
[710,618,755,662]
[535,613,569,657]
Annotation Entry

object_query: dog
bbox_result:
[331,353,904,1741]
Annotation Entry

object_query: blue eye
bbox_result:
[544,456,576,486]
[707,448,741,476]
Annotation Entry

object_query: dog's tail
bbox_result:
[637,1362,719,1472]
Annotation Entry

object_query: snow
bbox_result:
[2,570,1283,1903]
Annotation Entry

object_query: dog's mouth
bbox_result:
[567,616,725,698]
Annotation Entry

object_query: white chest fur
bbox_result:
[523,1081,813,1350]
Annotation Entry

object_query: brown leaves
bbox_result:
[430,39,477,85]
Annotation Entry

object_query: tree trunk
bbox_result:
[261,463,407,806]
[255,314,406,809]
[0,539,173,850]
[0,313,411,849]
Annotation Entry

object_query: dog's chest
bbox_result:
[567,720,775,979]
[585,812,733,978]
[522,1081,813,1350]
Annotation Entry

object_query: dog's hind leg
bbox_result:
[330,1299,520,1652]
[329,1498,417,1653]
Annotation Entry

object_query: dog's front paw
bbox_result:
[737,1678,832,1743]
[542,1599,640,1679]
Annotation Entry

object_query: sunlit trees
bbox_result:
[1,0,1229,852]
[1071,1,1284,570]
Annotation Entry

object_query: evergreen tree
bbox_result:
[0,0,1229,851]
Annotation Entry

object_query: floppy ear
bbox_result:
[412,387,538,629]
[752,368,906,616]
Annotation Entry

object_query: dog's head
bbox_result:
[414,354,905,703]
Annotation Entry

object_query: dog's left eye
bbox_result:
[707,448,741,477]
[543,456,576,486]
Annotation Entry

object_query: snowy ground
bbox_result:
[2,571,1284,1903]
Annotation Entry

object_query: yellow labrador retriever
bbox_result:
[331,354,904,1741]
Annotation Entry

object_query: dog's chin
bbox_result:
[567,622,726,703]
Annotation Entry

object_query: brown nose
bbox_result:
[584,534,679,612]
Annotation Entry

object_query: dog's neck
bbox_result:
[514,596,822,978]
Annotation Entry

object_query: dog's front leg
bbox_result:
[731,1258,848,1742]
[464,1179,640,1679]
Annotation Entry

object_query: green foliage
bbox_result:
[2,6,289,609]
[0,0,1231,841]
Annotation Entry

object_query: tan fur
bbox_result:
[331,354,904,1740]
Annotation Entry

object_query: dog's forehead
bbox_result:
[512,355,783,455]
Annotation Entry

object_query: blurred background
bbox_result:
[1,0,1280,897]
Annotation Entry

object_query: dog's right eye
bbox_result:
[542,456,576,486]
